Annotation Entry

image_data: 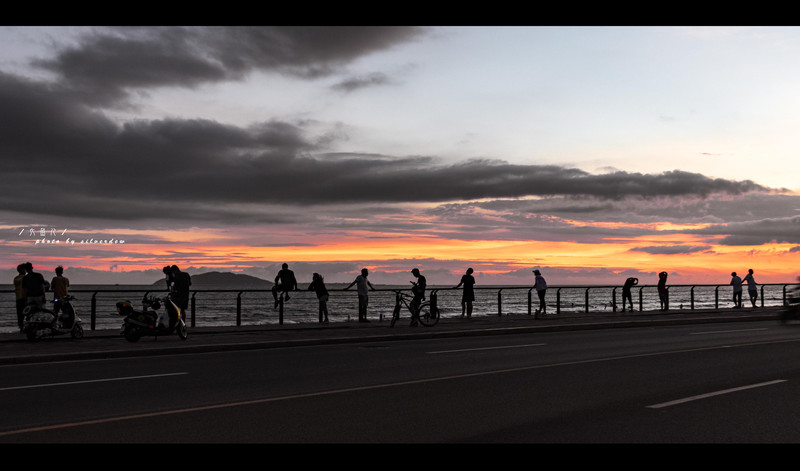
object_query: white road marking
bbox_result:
[689,328,768,335]
[0,372,188,392]
[428,343,546,354]
[647,379,787,409]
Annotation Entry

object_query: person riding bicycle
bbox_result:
[410,268,426,326]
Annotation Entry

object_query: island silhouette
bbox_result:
[151,271,273,289]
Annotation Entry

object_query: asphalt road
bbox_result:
[2,314,800,443]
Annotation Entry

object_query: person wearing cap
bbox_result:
[533,269,547,317]
[410,268,427,326]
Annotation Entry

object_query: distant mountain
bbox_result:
[152,271,273,288]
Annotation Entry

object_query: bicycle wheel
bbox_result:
[417,302,439,326]
[390,304,401,328]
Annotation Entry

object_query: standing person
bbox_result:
[730,271,743,308]
[50,266,70,318]
[162,266,174,290]
[21,262,46,311]
[13,264,26,331]
[533,269,547,316]
[170,265,192,318]
[271,263,298,308]
[454,267,475,318]
[743,269,758,308]
[345,268,374,323]
[308,273,330,323]
[657,271,669,310]
[409,268,427,326]
[622,277,638,312]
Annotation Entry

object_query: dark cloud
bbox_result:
[331,72,393,93]
[692,216,800,246]
[0,68,781,226]
[33,26,426,107]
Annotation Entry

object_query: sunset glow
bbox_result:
[2,26,800,286]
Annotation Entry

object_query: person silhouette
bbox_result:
[51,266,70,319]
[308,273,330,323]
[454,268,475,318]
[622,277,638,312]
[657,272,669,310]
[409,268,427,326]
[345,268,375,322]
[271,263,298,309]
[13,264,26,331]
[533,269,547,316]
[730,271,743,308]
[743,269,758,308]
[170,265,192,317]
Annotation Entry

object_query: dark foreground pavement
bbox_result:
[0,307,784,365]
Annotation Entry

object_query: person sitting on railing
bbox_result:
[272,263,298,309]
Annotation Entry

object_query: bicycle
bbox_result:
[390,289,440,327]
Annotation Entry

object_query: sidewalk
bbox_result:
[0,307,783,365]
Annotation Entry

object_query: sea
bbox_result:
[1,283,795,334]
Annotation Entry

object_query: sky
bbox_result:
[1,26,799,287]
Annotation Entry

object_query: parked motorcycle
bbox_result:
[780,280,800,324]
[22,295,84,341]
[117,293,188,342]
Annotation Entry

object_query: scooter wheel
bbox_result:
[25,328,38,342]
[71,324,84,339]
[124,328,141,342]
[177,322,188,340]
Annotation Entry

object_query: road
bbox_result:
[2,319,800,443]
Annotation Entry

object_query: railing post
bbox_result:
[236,291,242,326]
[690,286,695,310]
[190,292,196,328]
[585,288,590,313]
[497,289,503,316]
[715,286,719,309]
[556,288,562,315]
[760,285,765,307]
[638,287,643,312]
[91,291,97,331]
[279,292,284,325]
[612,287,617,312]
[528,288,532,316]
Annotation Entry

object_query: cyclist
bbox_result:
[410,268,426,326]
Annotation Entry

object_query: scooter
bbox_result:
[22,295,84,341]
[117,293,188,342]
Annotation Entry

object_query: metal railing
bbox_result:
[4,282,796,331]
